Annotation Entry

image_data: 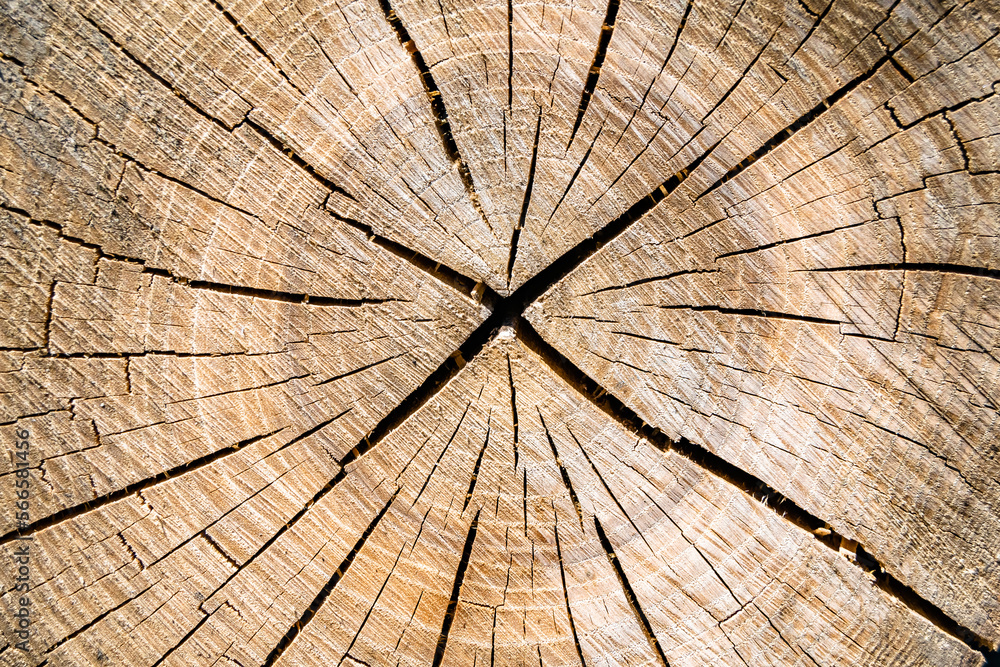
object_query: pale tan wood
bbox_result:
[525,0,1000,641]
[390,0,608,288]
[16,337,975,666]
[2,0,509,291]
[0,209,485,539]
[1,0,997,664]
[186,338,981,665]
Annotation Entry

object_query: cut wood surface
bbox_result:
[0,0,997,664]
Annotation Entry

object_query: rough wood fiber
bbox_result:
[0,0,997,664]
[524,0,1000,642]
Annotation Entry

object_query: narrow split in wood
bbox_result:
[1,0,998,664]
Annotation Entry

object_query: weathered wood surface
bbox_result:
[0,0,998,664]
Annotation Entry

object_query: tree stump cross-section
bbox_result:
[1,0,999,664]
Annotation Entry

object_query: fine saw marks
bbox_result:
[1,0,998,664]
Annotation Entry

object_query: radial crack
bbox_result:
[263,488,401,666]
[593,516,670,666]
[340,542,407,664]
[487,142,720,324]
[539,410,585,531]
[508,106,543,285]
[580,269,718,296]
[516,317,994,656]
[464,414,492,512]
[43,582,158,656]
[545,111,609,232]
[151,613,209,667]
[714,222,866,260]
[507,0,514,113]
[206,0,306,96]
[412,402,472,508]
[377,0,492,235]
[797,263,1000,281]
[185,278,402,307]
[523,468,529,537]
[567,428,653,553]
[0,427,288,544]
[80,15,236,133]
[328,210,489,305]
[650,305,844,325]
[507,352,521,470]
[566,0,621,149]
[553,515,588,667]
[314,353,409,386]
[698,43,913,202]
[605,0,692,159]
[432,509,482,667]
[242,118,355,200]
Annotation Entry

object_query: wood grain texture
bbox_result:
[1,0,997,663]
[524,0,1000,643]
